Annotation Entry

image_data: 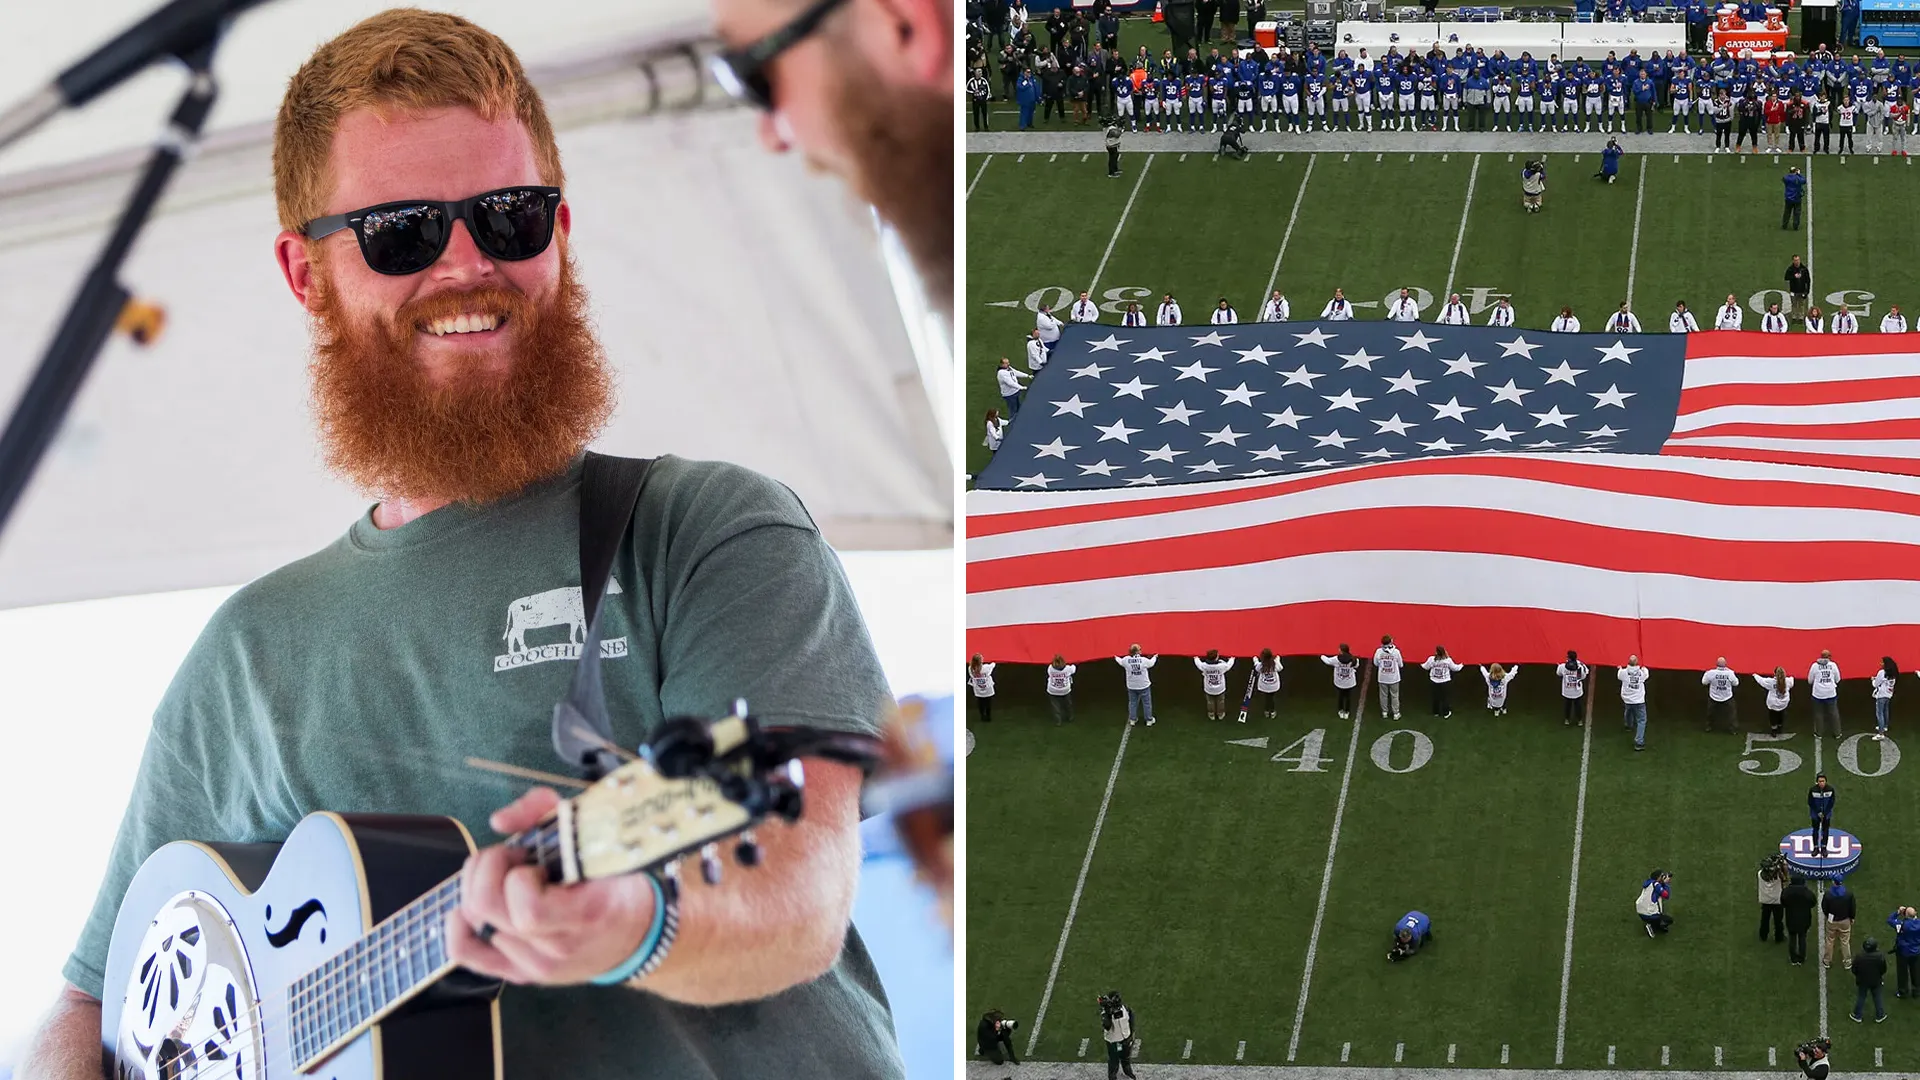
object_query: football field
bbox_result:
[965,663,1920,1071]
[963,146,1920,480]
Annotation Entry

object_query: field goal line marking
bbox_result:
[966,155,993,200]
[1285,665,1373,1061]
[1625,154,1648,312]
[1086,153,1155,298]
[1441,154,1481,306]
[1554,671,1599,1063]
[1024,717,1136,1055]
[1262,154,1318,303]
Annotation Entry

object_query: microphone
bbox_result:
[0,0,278,153]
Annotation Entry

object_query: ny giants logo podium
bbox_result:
[1779,827,1863,880]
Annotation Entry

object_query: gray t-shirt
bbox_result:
[65,454,903,1079]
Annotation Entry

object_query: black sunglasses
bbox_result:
[708,0,853,112]
[303,186,563,276]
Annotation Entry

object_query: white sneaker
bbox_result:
[1238,716,1247,723]
[1146,717,1156,726]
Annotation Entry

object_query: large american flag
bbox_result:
[968,322,1920,671]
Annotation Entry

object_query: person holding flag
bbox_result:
[1260,290,1291,322]
[1195,649,1236,721]
[968,655,997,724]
[1620,655,1651,749]
[1558,649,1590,725]
[1872,657,1897,741]
[1881,305,1909,333]
[1481,663,1518,716]
[1156,293,1183,326]
[1118,645,1159,727]
[1374,635,1406,722]
[1422,646,1464,718]
[1036,303,1064,355]
[1070,291,1101,323]
[997,357,1031,415]
[1806,305,1826,333]
[1810,650,1843,736]
[1026,329,1049,373]
[1715,294,1745,330]
[1321,288,1356,320]
[1121,302,1147,327]
[1551,306,1582,333]
[1761,303,1790,333]
[1436,293,1471,325]
[1832,304,1860,333]
[1323,645,1361,719]
[1607,301,1642,333]
[1670,300,1700,332]
[1387,288,1421,322]
[1703,656,1741,733]
[1487,297,1517,326]
[1756,665,1795,734]
[1046,654,1078,725]
[1210,297,1238,325]
[1250,649,1283,722]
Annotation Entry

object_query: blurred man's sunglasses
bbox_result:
[303,186,563,276]
[709,0,853,112]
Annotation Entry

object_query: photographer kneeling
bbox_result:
[1389,910,1433,961]
[977,1009,1019,1065]
[1217,120,1252,161]
[1099,991,1139,1080]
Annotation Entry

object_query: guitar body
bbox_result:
[101,812,500,1080]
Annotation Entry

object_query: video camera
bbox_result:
[1795,1037,1831,1080]
[1098,991,1126,1021]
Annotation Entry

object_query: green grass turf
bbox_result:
[966,662,1920,1067]
[963,148,1920,478]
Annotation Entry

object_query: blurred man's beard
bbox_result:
[307,251,614,506]
[831,60,953,319]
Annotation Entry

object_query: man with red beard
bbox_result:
[709,0,953,321]
[19,10,901,1080]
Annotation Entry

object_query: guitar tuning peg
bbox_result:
[732,697,748,719]
[770,780,805,823]
[700,843,723,886]
[735,830,762,868]
[661,858,684,904]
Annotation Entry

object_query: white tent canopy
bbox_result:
[0,0,953,609]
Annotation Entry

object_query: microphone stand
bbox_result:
[0,29,225,542]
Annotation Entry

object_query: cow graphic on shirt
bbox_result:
[494,578,629,672]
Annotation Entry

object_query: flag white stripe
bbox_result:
[965,452,1920,516]
[967,470,1920,563]
[1672,397,1920,432]
[1665,435,1920,458]
[1682,352,1920,387]
[969,551,1920,630]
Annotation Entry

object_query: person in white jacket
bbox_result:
[1715,294,1744,331]
[1754,666,1794,734]
[1804,305,1826,334]
[1320,289,1355,321]
[1421,645,1465,718]
[1195,649,1236,721]
[1117,644,1159,726]
[1872,656,1898,741]
[1551,306,1581,333]
[1619,656,1650,749]
[1481,663,1517,715]
[1210,298,1238,325]
[1881,304,1909,333]
[1670,300,1700,333]
[1386,288,1421,322]
[1025,328,1049,372]
[1069,291,1101,323]
[1702,657,1740,733]
[1260,290,1291,322]
[1486,297,1516,327]
[1809,650,1842,737]
[1605,302,1642,334]
[983,408,1005,454]
[1036,304,1064,353]
[1374,634,1406,721]
[1759,303,1790,333]
[1156,294,1183,326]
[1323,644,1361,719]
[1436,294,1471,325]
[1758,856,1786,944]
[1045,653,1077,725]
[997,357,1031,415]
[1121,302,1147,327]
[1832,304,1860,334]
[1252,649,1284,722]
[1557,649,1590,725]
[967,654,996,724]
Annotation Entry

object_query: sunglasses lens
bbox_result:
[471,189,556,261]
[360,204,447,275]
[709,51,775,111]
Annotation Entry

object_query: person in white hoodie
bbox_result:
[1832,304,1860,334]
[1374,634,1406,721]
[1156,293,1183,326]
[1046,653,1077,725]
[1320,289,1356,321]
[997,356,1031,415]
[1703,656,1741,733]
[1557,649,1590,725]
[1422,645,1465,718]
[1882,304,1910,334]
[1715,294,1744,330]
[968,654,997,724]
[1386,288,1421,322]
[1210,298,1239,325]
[1036,303,1064,354]
[1754,665,1795,734]
[1481,662,1518,716]
[1323,644,1361,719]
[1809,650,1843,737]
[1619,655,1651,750]
[1872,656,1898,741]
[1069,292,1101,323]
[1260,290,1291,322]
[1118,645,1159,726]
[1252,649,1284,722]
[1670,300,1700,333]
[1486,297,1516,327]
[1551,306,1581,333]
[1435,294,1471,325]
[1195,649,1236,721]
[1605,301,1642,334]
[1025,328,1050,373]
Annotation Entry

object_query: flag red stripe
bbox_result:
[965,506,1920,594]
[1669,417,1920,441]
[1681,332,1920,359]
[1660,443,1920,478]
[964,599,1920,674]
[969,455,1920,537]
[1675,375,1920,415]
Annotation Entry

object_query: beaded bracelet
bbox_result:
[590,873,677,986]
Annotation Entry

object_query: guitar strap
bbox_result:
[550,452,655,781]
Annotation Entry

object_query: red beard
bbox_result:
[307,250,614,506]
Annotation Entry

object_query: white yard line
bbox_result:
[1086,153,1155,298]
[1285,674,1370,1061]
[1815,733,1827,1037]
[1625,154,1648,311]
[1441,154,1481,304]
[1553,675,1598,1065]
[967,155,994,199]
[1025,720,1135,1055]
[1262,154,1318,303]
[1805,154,1815,271]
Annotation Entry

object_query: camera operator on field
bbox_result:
[1099,991,1140,1080]
[1795,1036,1832,1079]
[977,1009,1020,1065]
[1217,118,1252,160]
